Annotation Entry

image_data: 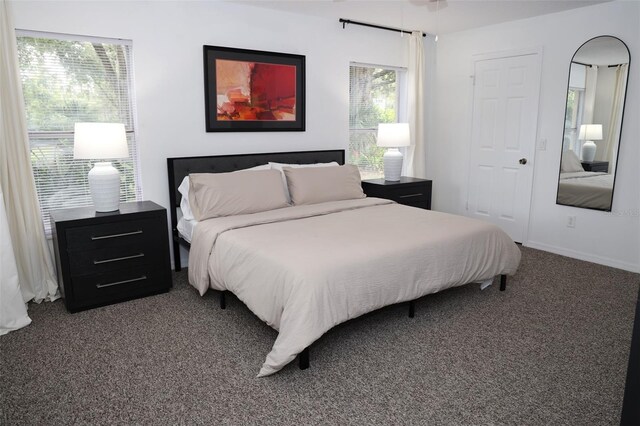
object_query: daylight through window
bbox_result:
[17,32,142,234]
[348,64,404,180]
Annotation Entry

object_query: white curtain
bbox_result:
[578,65,598,157]
[604,64,628,171]
[1,189,31,335]
[583,65,598,124]
[0,0,59,314]
[403,31,427,178]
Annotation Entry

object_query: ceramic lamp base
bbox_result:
[383,148,403,182]
[88,162,121,212]
[581,140,597,162]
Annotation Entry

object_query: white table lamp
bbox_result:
[74,123,129,212]
[377,123,411,181]
[579,124,602,163]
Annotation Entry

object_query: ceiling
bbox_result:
[233,0,608,36]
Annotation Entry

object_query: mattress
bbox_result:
[177,215,198,243]
[557,171,613,209]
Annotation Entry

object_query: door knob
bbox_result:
[519,158,527,165]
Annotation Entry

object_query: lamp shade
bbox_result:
[74,123,128,212]
[578,124,603,141]
[74,123,128,159]
[377,123,411,148]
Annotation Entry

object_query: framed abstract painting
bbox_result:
[203,45,305,132]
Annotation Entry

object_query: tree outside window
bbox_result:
[17,34,141,234]
[349,65,403,180]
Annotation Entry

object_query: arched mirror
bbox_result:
[556,36,630,211]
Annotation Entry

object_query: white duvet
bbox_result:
[188,198,521,376]
[558,172,613,209]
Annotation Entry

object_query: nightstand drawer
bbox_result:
[50,201,172,313]
[67,243,157,276]
[392,184,428,200]
[396,193,429,209]
[65,218,160,250]
[581,161,609,173]
[70,265,169,310]
[361,177,432,210]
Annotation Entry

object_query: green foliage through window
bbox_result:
[348,65,401,179]
[17,33,141,234]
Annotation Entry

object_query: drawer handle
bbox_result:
[96,275,147,289]
[399,193,424,199]
[91,230,143,240]
[93,253,145,265]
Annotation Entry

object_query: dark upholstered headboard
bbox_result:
[166,149,345,270]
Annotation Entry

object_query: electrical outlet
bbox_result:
[567,215,576,228]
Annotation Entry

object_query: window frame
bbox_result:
[565,86,586,152]
[348,62,407,180]
[16,30,142,235]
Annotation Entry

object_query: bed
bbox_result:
[167,150,521,377]
[557,171,613,210]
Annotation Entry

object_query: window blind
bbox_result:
[348,64,400,180]
[17,32,142,234]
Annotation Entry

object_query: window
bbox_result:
[564,63,586,152]
[564,87,585,152]
[348,64,405,179]
[17,31,141,234]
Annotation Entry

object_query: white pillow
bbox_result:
[269,162,339,204]
[177,163,270,221]
[178,176,195,220]
[560,150,584,173]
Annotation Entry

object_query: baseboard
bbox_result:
[525,241,639,273]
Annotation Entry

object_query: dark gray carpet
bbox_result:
[1,247,638,425]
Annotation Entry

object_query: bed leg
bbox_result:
[500,275,507,292]
[173,238,181,272]
[299,347,309,370]
[408,300,415,318]
[220,291,226,309]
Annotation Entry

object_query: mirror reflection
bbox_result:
[556,36,630,211]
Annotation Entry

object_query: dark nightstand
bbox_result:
[581,161,609,172]
[361,177,432,209]
[50,201,172,313]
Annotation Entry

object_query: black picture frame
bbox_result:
[203,45,305,132]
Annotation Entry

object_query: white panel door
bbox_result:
[467,53,541,243]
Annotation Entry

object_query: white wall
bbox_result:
[432,1,639,272]
[11,0,418,266]
[13,1,637,272]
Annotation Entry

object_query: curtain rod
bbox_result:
[572,60,627,68]
[572,60,593,68]
[339,18,427,38]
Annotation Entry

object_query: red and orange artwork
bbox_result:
[216,59,297,121]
